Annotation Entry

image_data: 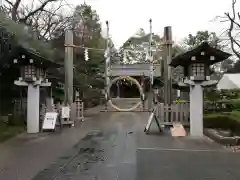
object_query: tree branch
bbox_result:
[228,21,240,59]
[5,0,13,6]
[11,0,21,21]
[224,0,240,59]
[19,0,59,23]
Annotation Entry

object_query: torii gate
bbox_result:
[104,20,173,111]
[64,20,173,112]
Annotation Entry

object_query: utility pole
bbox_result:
[163,26,173,105]
[64,30,74,106]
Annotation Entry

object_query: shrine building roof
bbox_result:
[0,12,62,68]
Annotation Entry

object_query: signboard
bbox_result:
[42,112,58,130]
[144,108,162,134]
[61,106,70,118]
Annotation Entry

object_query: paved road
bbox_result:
[33,110,240,180]
[33,111,146,180]
[2,104,240,180]
[0,105,106,180]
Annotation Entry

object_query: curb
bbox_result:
[204,129,240,146]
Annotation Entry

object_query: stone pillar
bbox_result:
[190,83,203,137]
[27,84,40,133]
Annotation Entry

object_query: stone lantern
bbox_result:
[170,42,231,137]
[13,48,61,133]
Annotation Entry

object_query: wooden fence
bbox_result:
[13,98,27,120]
[155,102,190,125]
[75,98,84,121]
[39,100,84,124]
[14,98,84,127]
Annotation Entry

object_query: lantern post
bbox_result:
[13,54,55,133]
[170,42,231,137]
[13,48,60,133]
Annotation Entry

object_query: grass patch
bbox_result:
[0,122,25,142]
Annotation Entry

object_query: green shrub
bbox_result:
[204,89,240,102]
[0,122,25,142]
[219,89,240,100]
[204,99,240,113]
[204,112,240,132]
[204,88,220,102]
[230,100,240,110]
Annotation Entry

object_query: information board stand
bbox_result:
[61,106,70,118]
[144,107,162,134]
[42,112,58,131]
[61,106,74,126]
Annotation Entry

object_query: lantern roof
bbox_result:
[0,12,63,68]
[170,42,231,67]
[11,46,62,68]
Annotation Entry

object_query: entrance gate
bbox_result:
[104,20,162,112]
[63,20,190,126]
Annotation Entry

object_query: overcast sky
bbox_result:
[66,0,238,48]
[16,0,238,48]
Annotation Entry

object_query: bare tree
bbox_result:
[4,0,58,21]
[224,0,240,59]
[3,0,73,40]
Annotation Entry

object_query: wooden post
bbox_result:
[104,21,110,110]
[64,30,74,106]
[163,26,173,105]
[148,19,153,110]
[141,74,145,110]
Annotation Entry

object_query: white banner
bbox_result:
[61,106,70,118]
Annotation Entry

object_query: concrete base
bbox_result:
[27,84,40,133]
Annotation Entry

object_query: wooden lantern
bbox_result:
[188,60,209,81]
[16,56,46,82]
[22,64,37,82]
[171,42,231,82]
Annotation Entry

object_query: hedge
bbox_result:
[205,89,240,101]
[204,111,240,134]
[204,99,240,113]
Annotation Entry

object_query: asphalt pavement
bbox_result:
[1,104,240,180]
